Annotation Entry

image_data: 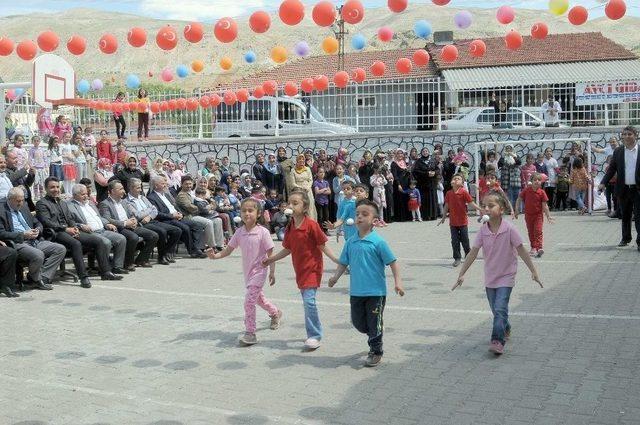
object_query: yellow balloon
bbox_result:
[191,60,205,73]
[270,46,288,64]
[220,57,233,71]
[322,36,339,54]
[549,0,569,16]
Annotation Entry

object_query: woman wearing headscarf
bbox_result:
[391,150,412,222]
[264,152,285,197]
[442,149,457,193]
[94,157,114,203]
[412,147,440,221]
[358,150,375,197]
[286,153,317,220]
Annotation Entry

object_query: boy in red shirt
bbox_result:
[439,174,482,267]
[515,173,554,257]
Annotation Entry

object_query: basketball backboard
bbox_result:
[32,54,75,108]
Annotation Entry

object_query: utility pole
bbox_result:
[332,5,348,72]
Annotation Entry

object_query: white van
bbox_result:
[211,96,357,138]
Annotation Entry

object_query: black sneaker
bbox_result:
[365,353,382,367]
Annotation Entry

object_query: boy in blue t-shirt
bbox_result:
[324,180,357,242]
[329,199,404,367]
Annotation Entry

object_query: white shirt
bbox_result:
[128,195,147,213]
[0,172,12,199]
[154,191,177,214]
[110,197,129,221]
[624,144,638,186]
[543,157,558,187]
[77,201,104,231]
[541,101,562,125]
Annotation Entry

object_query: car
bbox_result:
[440,106,561,131]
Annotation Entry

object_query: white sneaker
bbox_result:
[304,338,321,350]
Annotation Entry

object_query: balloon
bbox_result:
[183,22,204,43]
[223,91,237,106]
[469,39,486,57]
[6,89,16,101]
[76,80,90,95]
[16,40,38,61]
[313,75,329,92]
[351,34,366,51]
[0,37,14,56]
[301,78,314,93]
[214,17,238,43]
[279,0,305,26]
[91,79,104,91]
[67,35,86,55]
[150,102,161,114]
[505,30,523,50]
[176,65,189,78]
[531,22,549,39]
[370,61,386,77]
[88,100,98,109]
[568,6,588,25]
[176,98,187,109]
[127,27,147,47]
[210,94,222,107]
[137,102,147,113]
[199,96,211,108]
[313,1,336,27]
[342,0,364,24]
[161,68,174,82]
[37,30,59,52]
[378,27,394,42]
[322,37,339,54]
[263,80,278,95]
[244,51,257,63]
[156,26,178,51]
[253,86,266,98]
[605,0,626,20]
[249,11,271,33]
[548,0,569,16]
[191,60,205,73]
[220,57,233,71]
[414,20,432,39]
[271,46,288,63]
[166,99,176,110]
[121,102,131,112]
[15,88,24,97]
[126,74,141,89]
[432,0,450,4]
[352,68,366,83]
[454,11,473,29]
[99,34,118,54]
[159,101,170,112]
[186,98,199,111]
[412,49,430,66]
[496,6,515,24]
[440,44,458,63]
[388,0,408,13]
[284,81,299,96]
[395,58,412,74]
[334,71,350,88]
[294,41,310,57]
[237,89,249,103]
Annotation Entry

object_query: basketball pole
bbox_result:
[0,82,32,143]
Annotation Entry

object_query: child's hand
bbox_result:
[513,213,519,220]
[547,216,555,224]
[261,256,273,267]
[324,221,335,230]
[269,273,276,286]
[452,275,464,291]
[328,276,338,287]
[532,272,543,288]
[205,248,217,259]
[395,283,405,297]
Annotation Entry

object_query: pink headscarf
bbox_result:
[393,150,407,169]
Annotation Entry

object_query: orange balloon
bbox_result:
[223,91,237,106]
[432,0,450,4]
[284,81,299,96]
[342,0,364,24]
[395,58,412,74]
[129,102,139,111]
[186,98,199,111]
[412,49,430,66]
[210,94,222,107]
[122,102,131,112]
[334,71,350,88]
[127,27,147,47]
[37,30,59,52]
[605,0,626,20]
[313,75,329,91]
[250,11,271,33]
[440,45,458,63]
[505,30,523,50]
[568,6,588,25]
[237,89,250,103]
[199,96,211,108]
[530,22,549,39]
[156,26,178,51]
[99,34,118,54]
[279,0,305,26]
[469,39,486,57]
[168,99,178,110]
[16,40,38,61]
[176,98,187,109]
[150,102,161,114]
[301,78,315,93]
[191,60,205,73]
[271,46,288,63]
[0,37,14,56]
[263,80,278,96]
[183,22,204,43]
[388,0,408,13]
[253,86,266,99]
[322,37,339,54]
[159,101,170,111]
[370,61,386,77]
[67,35,86,55]
[352,68,366,83]
[214,17,238,43]
[220,57,233,71]
[313,1,337,27]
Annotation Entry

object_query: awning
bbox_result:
[442,60,640,90]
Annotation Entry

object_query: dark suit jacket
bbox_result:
[6,167,35,211]
[98,197,135,230]
[147,191,178,222]
[0,200,43,243]
[601,145,640,196]
[35,196,76,233]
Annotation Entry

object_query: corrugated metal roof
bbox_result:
[443,60,640,90]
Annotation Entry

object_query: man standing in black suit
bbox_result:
[600,126,640,250]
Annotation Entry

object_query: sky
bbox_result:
[0,0,637,21]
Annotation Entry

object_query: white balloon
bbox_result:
[481,214,490,223]
[233,216,242,224]
[284,208,293,216]
[346,218,355,226]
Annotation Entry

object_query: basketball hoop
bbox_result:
[32,54,76,109]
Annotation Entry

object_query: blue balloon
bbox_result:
[125,74,141,89]
[176,64,189,78]
[414,20,432,39]
[244,51,256,64]
[15,88,25,96]
[76,80,90,95]
[351,34,366,51]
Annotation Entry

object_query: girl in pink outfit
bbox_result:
[207,198,282,346]
[36,108,54,138]
[53,115,71,140]
[453,191,542,356]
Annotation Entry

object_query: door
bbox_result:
[244,99,275,137]
[277,100,309,135]
[415,91,440,131]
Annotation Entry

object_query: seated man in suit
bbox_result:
[0,188,66,290]
[147,175,207,258]
[0,243,18,297]
[99,180,158,268]
[175,175,224,252]
[123,177,182,265]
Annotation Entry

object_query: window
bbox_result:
[476,110,495,123]
[245,100,271,121]
[215,103,241,122]
[278,101,305,124]
[357,96,376,108]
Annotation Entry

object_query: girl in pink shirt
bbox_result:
[208,198,282,346]
[452,191,542,355]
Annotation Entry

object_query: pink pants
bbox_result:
[244,285,278,334]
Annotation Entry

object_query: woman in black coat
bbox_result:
[358,150,375,198]
[442,149,457,193]
[391,150,412,222]
[412,147,440,221]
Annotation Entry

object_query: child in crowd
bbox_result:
[207,198,282,346]
[53,115,71,140]
[271,201,290,241]
[370,165,388,224]
[515,173,554,257]
[534,153,548,178]
[325,180,357,243]
[263,190,338,350]
[332,163,354,209]
[347,163,361,184]
[328,199,404,367]
[452,191,542,355]
[11,135,28,169]
[603,155,619,218]
[213,186,234,234]
[520,153,537,189]
[83,127,96,157]
[569,157,590,214]
[28,136,48,200]
[264,189,281,220]
[313,167,331,233]
[74,135,88,181]
[439,174,482,267]
[96,130,114,162]
[404,180,422,222]
[555,166,570,211]
[353,183,369,202]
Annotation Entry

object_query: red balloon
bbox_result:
[301,78,315,93]
[127,27,147,47]
[313,75,329,92]
[37,31,59,52]
[568,6,588,25]
[137,102,148,113]
[250,11,271,33]
[395,58,412,74]
[279,0,305,26]
[370,61,386,77]
[183,22,204,43]
[605,0,626,20]
[99,34,118,54]
[168,99,178,110]
[214,17,238,43]
[313,1,336,27]
[352,68,366,83]
[237,89,250,103]
[121,102,131,112]
[88,100,97,109]
[530,22,549,40]
[342,0,364,24]
[186,98,199,111]
[432,0,450,4]
[334,71,350,88]
[378,27,394,42]
[284,81,299,96]
[67,35,86,55]
[199,96,210,108]
[263,80,278,96]
[223,91,237,106]
[210,94,222,107]
[505,30,523,50]
[253,86,266,99]
[159,101,170,111]
[440,44,458,63]
[129,102,139,111]
[0,37,14,56]
[16,40,38,61]
[177,98,187,109]
[496,5,515,25]
[388,0,408,13]
[412,49,430,66]
[469,39,486,57]
[156,26,178,51]
[150,102,161,114]
[94,101,104,111]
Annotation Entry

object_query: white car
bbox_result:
[441,107,554,131]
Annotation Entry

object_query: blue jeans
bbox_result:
[575,190,586,210]
[486,287,512,345]
[507,186,520,212]
[301,289,322,340]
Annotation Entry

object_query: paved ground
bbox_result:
[2,213,640,425]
